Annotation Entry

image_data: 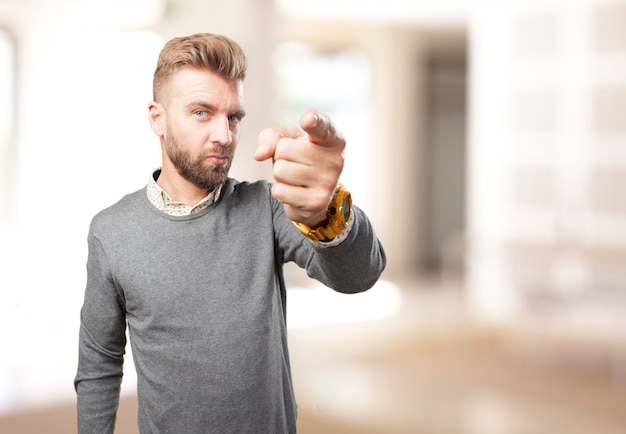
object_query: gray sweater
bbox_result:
[74,179,386,433]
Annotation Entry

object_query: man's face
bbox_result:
[159,68,245,192]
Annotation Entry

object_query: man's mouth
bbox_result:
[206,154,229,165]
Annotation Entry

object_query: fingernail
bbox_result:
[311,113,319,128]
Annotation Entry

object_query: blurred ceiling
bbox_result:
[275,0,469,27]
[0,0,470,29]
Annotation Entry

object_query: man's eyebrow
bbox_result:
[186,101,246,119]
[187,101,217,111]
[233,110,247,119]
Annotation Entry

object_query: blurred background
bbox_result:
[1,0,626,432]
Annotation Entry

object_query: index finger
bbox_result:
[300,110,346,148]
[255,124,303,161]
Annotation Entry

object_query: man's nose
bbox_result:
[209,116,232,146]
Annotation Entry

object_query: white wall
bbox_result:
[467,0,626,330]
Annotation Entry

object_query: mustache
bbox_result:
[204,145,233,158]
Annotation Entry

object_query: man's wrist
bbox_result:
[293,184,352,243]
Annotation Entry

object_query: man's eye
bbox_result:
[228,114,240,123]
[195,110,207,117]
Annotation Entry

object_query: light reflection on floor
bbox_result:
[286,279,403,329]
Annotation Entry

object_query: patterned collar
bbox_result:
[146,169,222,216]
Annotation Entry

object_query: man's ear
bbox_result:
[148,101,165,136]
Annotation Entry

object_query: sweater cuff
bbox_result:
[305,212,354,248]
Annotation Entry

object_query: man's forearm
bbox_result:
[75,325,124,434]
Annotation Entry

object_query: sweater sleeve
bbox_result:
[74,229,127,434]
[275,195,387,294]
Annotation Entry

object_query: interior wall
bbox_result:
[0,27,14,224]
[467,0,626,329]
[367,28,426,276]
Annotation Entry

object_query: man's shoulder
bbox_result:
[90,188,147,227]
[224,178,272,201]
[220,179,281,220]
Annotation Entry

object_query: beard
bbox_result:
[163,128,234,192]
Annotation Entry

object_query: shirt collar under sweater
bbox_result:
[147,168,223,216]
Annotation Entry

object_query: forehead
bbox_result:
[164,67,244,108]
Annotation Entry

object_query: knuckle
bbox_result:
[274,138,292,159]
[272,159,287,175]
[313,189,332,210]
[271,182,286,202]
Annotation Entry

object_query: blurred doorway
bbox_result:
[421,35,467,277]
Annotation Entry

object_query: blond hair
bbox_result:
[153,33,248,101]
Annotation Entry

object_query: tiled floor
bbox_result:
[2,275,625,433]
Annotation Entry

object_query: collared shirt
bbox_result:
[146,168,352,246]
[146,169,222,216]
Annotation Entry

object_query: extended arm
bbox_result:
[258,110,386,292]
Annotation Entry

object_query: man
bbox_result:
[75,33,386,433]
